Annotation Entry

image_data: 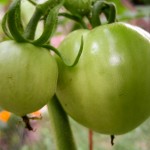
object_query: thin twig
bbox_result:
[89,130,93,150]
[110,135,115,146]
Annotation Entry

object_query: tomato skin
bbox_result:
[0,41,58,116]
[64,0,92,15]
[56,23,150,135]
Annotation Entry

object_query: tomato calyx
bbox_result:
[2,0,63,45]
[2,0,78,66]
[6,0,26,42]
[2,0,84,67]
[32,4,62,46]
[2,0,117,67]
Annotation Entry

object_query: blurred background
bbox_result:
[0,0,150,150]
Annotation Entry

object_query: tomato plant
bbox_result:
[56,22,150,135]
[0,41,58,116]
[1,0,150,149]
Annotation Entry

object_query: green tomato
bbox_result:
[56,22,150,135]
[64,0,92,15]
[0,41,58,116]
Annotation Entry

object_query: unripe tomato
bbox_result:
[64,0,92,15]
[56,23,150,135]
[0,41,58,116]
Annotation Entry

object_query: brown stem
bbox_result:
[110,135,115,146]
[22,115,33,131]
[89,129,93,150]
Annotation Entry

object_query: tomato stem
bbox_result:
[59,13,88,29]
[47,95,77,150]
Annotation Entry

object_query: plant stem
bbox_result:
[89,129,93,150]
[59,13,88,29]
[47,95,77,150]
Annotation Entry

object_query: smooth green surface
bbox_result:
[56,22,150,135]
[0,41,58,116]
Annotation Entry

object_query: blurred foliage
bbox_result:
[0,0,9,5]
[106,0,149,21]
[132,0,150,5]
[0,110,150,150]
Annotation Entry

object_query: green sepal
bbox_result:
[42,36,84,67]
[23,7,43,40]
[7,0,26,42]
[2,12,13,39]
[32,4,62,46]
[103,2,116,23]
[91,0,116,27]
[15,0,24,33]
[23,0,54,40]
